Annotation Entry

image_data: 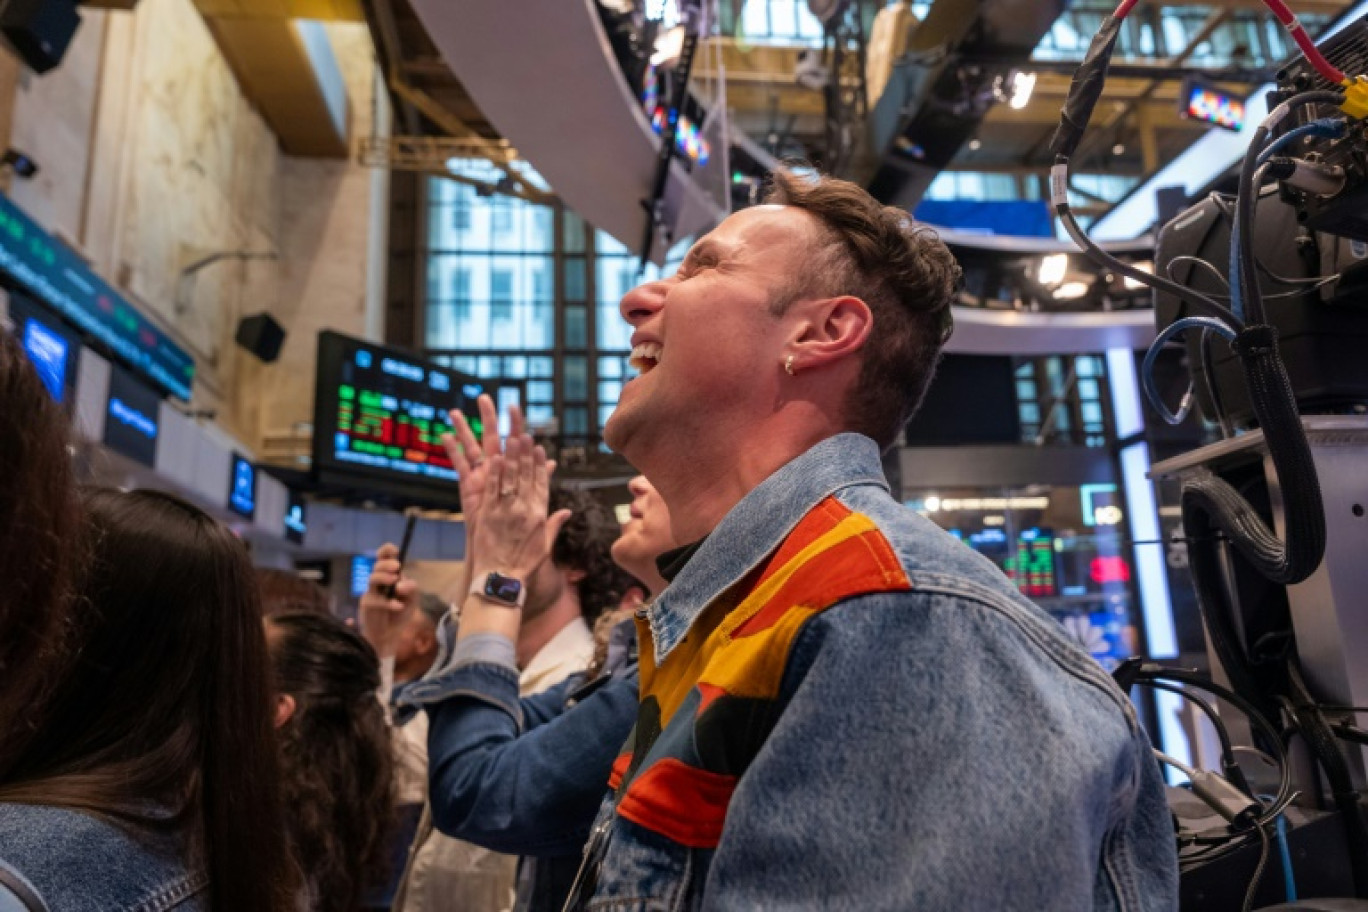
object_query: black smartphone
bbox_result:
[384,510,420,600]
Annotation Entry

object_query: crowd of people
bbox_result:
[0,171,1179,911]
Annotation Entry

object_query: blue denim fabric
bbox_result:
[578,433,1178,911]
[0,803,207,912]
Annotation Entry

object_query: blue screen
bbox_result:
[22,317,69,402]
[350,556,375,599]
[283,491,307,544]
[228,454,256,519]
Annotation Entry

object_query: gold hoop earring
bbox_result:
[784,355,796,376]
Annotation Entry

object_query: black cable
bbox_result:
[1243,823,1272,912]
[1233,89,1346,325]
[1057,203,1243,327]
[1131,664,1294,826]
[1140,679,1252,796]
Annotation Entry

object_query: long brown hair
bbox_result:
[0,488,297,912]
[0,330,83,778]
[268,611,395,912]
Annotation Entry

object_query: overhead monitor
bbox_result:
[6,292,79,404]
[312,331,486,505]
[228,453,257,519]
[0,194,195,400]
[103,362,161,467]
[283,489,307,544]
[1179,77,1248,133]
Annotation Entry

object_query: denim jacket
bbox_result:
[0,803,207,912]
[399,622,641,911]
[570,433,1178,912]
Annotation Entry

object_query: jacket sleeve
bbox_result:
[421,660,641,858]
[702,592,1178,911]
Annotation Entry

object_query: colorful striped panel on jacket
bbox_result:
[607,496,912,848]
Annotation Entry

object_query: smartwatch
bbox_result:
[470,571,527,608]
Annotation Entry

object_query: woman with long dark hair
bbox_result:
[0,488,296,912]
[0,330,83,781]
[268,611,395,912]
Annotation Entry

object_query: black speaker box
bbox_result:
[235,313,286,364]
[0,0,80,75]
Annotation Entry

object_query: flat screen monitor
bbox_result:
[1180,77,1247,132]
[7,292,79,404]
[104,362,161,467]
[228,453,257,519]
[312,331,486,506]
[283,489,307,544]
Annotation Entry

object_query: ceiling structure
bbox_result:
[351,0,1359,230]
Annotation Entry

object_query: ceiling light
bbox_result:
[1112,142,1126,156]
[1054,281,1091,300]
[651,27,685,67]
[1009,71,1037,110]
[968,138,982,151]
[1123,261,1152,290]
[923,495,941,513]
[1038,253,1068,286]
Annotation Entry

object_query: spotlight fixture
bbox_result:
[1008,71,1037,110]
[968,138,982,151]
[1037,253,1069,286]
[1112,142,1127,156]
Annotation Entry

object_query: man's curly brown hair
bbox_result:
[764,169,962,450]
[549,485,639,624]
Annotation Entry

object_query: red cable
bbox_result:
[1260,0,1348,85]
[1111,0,1347,85]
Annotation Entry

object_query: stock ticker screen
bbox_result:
[313,331,485,497]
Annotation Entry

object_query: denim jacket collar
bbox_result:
[648,432,888,663]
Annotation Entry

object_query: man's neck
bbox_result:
[637,410,842,544]
[516,593,583,669]
[394,652,436,686]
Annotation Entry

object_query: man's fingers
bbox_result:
[533,445,550,501]
[484,453,504,503]
[448,409,482,469]
[514,434,535,495]
[546,508,573,547]
[478,394,501,458]
[377,542,399,560]
[509,403,525,439]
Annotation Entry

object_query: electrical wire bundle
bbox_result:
[1118,660,1296,911]
[1048,1,1368,905]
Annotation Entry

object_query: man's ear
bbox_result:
[274,693,297,729]
[564,567,587,585]
[784,295,873,375]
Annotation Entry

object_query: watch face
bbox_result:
[485,573,523,604]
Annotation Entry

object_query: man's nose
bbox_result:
[620,278,667,326]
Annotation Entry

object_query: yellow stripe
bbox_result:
[646,511,882,722]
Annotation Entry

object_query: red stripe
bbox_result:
[696,682,727,714]
[616,758,737,848]
[608,752,632,791]
[734,524,910,639]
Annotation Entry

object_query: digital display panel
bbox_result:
[7,293,78,403]
[284,490,307,544]
[1003,528,1057,598]
[1181,78,1247,132]
[103,362,161,467]
[313,331,485,503]
[350,555,375,599]
[228,453,257,519]
[0,194,194,400]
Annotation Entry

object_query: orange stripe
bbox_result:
[752,497,852,589]
[616,758,737,848]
